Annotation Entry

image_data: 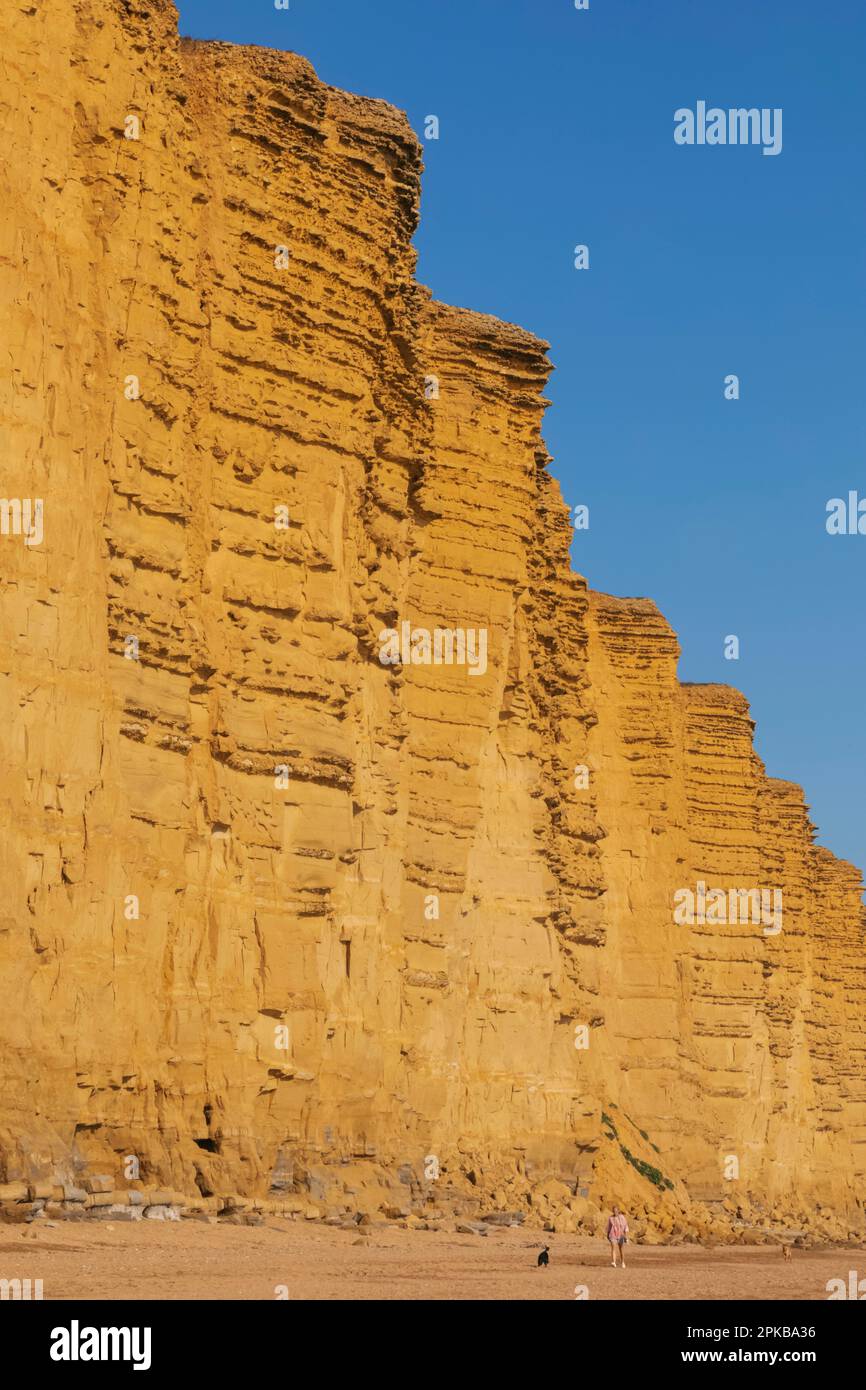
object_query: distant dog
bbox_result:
[538,1246,550,1268]
[782,1245,791,1261]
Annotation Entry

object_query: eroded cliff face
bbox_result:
[1,0,863,1238]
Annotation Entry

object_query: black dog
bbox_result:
[537,1246,550,1268]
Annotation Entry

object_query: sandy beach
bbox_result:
[2,1221,861,1301]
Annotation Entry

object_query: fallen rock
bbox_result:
[144,1205,182,1221]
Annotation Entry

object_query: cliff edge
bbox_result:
[0,0,863,1242]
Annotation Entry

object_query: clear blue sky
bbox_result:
[177,0,865,879]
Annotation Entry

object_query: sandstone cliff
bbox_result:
[1,0,863,1242]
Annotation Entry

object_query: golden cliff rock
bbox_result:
[0,0,863,1239]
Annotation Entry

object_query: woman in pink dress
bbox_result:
[607,1205,629,1267]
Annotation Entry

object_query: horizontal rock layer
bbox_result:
[0,0,863,1229]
